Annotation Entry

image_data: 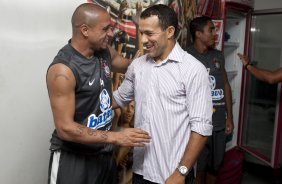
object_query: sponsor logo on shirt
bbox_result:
[87,89,112,129]
[208,75,224,101]
[88,78,95,86]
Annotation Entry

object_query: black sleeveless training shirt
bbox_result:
[48,44,114,154]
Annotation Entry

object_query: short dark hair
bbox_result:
[140,4,179,38]
[189,16,212,41]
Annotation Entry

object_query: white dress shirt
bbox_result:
[114,42,213,183]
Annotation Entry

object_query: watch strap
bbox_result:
[177,165,190,176]
[244,62,253,70]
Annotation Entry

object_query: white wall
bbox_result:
[254,0,282,10]
[0,0,84,183]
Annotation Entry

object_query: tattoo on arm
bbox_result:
[75,124,108,142]
[54,73,69,81]
[101,131,108,140]
[75,124,85,135]
[87,128,98,136]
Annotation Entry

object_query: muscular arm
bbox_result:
[238,53,282,84]
[223,68,234,134]
[47,64,150,146]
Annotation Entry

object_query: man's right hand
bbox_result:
[112,128,151,147]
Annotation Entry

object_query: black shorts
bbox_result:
[48,150,116,184]
[196,129,226,174]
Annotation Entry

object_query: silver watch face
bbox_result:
[179,165,188,175]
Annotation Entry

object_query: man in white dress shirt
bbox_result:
[113,4,213,184]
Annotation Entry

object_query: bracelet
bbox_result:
[244,62,253,70]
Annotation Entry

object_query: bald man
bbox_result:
[46,3,150,184]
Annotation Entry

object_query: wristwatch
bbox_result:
[177,165,190,176]
[244,62,253,70]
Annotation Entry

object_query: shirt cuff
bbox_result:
[113,91,127,108]
[190,121,213,136]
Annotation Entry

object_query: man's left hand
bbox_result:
[225,118,234,135]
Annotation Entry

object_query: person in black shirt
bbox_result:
[187,16,234,184]
[46,3,150,184]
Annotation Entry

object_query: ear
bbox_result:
[167,26,175,39]
[80,24,89,37]
[195,31,202,39]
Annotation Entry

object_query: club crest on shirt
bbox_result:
[100,89,111,111]
[100,58,111,78]
[208,75,224,101]
[213,58,221,70]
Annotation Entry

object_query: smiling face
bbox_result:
[139,15,174,63]
[87,12,113,51]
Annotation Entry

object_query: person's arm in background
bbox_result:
[47,64,150,147]
[165,66,213,184]
[111,73,123,130]
[222,66,234,135]
[238,53,282,84]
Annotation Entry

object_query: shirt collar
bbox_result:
[167,42,183,63]
[146,42,183,65]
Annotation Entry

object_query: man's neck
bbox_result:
[71,38,95,59]
[193,41,209,54]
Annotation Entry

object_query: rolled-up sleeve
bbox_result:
[113,63,135,108]
[185,64,213,136]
